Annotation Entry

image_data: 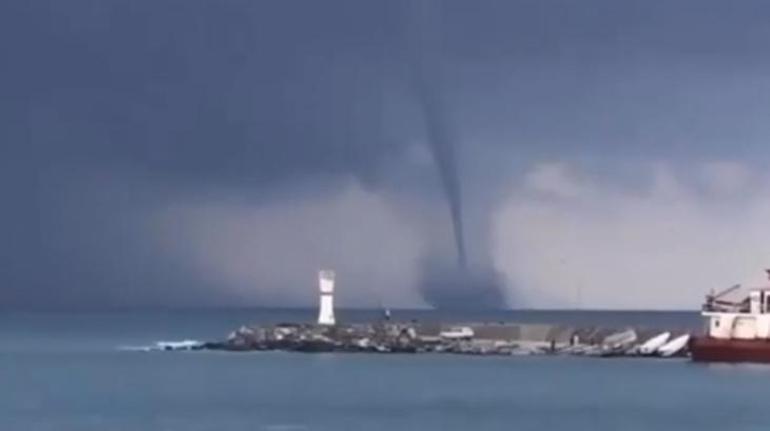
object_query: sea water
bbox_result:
[0,309,767,431]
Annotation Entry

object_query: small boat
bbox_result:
[637,332,671,355]
[439,326,474,340]
[601,329,636,351]
[597,329,638,357]
[658,334,690,357]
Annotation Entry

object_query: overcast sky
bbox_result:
[4,0,770,310]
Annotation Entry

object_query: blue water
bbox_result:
[1,309,767,431]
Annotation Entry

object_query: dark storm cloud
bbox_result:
[2,1,406,185]
[1,0,414,308]
[2,0,770,308]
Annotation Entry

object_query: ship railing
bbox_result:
[702,302,749,313]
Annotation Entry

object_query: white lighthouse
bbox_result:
[317,270,336,326]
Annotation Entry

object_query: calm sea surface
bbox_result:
[1,309,767,431]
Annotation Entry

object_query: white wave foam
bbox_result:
[116,345,154,352]
[117,340,203,352]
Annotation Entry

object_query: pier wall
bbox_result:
[415,322,693,345]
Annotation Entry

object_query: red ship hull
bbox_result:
[690,337,770,363]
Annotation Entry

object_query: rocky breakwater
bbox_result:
[204,322,423,353]
[198,321,693,358]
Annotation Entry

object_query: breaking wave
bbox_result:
[117,339,204,352]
